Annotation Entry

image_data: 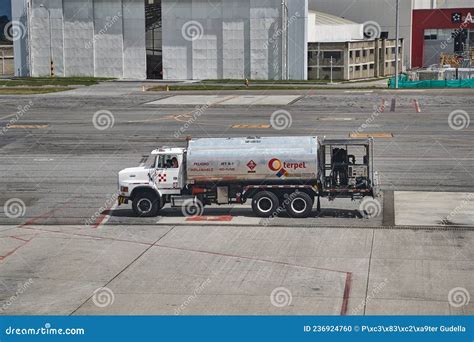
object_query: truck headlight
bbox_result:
[120,186,129,193]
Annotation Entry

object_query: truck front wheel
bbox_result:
[284,192,313,218]
[132,192,160,217]
[252,191,279,218]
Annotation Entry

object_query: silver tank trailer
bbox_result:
[186,136,319,184]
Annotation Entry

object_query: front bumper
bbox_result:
[118,195,129,205]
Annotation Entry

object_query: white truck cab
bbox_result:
[118,147,186,216]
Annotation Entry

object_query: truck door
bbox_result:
[154,154,184,190]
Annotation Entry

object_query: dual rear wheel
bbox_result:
[251,190,314,219]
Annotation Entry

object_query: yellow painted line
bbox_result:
[232,124,271,129]
[350,133,393,138]
[8,124,48,129]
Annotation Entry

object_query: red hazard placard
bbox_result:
[247,160,257,170]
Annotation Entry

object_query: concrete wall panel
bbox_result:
[93,0,124,77]
[63,0,95,76]
[162,0,307,80]
[123,0,146,79]
[23,0,145,78]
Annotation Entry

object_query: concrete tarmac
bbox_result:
[0,82,473,315]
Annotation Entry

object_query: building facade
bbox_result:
[412,8,474,68]
[161,0,308,80]
[12,0,146,78]
[308,39,403,80]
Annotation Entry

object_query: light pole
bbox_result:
[394,0,399,88]
[281,0,289,80]
[40,4,54,77]
[330,56,333,83]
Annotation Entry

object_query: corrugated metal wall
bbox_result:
[162,0,307,80]
[28,0,146,78]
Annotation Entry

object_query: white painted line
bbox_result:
[319,117,354,121]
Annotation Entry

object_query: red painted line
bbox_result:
[186,215,233,222]
[0,235,37,262]
[20,199,75,227]
[10,236,29,242]
[156,243,352,315]
[340,272,352,316]
[91,208,111,229]
[413,99,421,113]
[14,225,353,314]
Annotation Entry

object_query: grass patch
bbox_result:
[0,87,70,94]
[149,85,382,91]
[0,77,113,87]
[201,79,337,84]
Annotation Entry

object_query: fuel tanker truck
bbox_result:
[117,136,375,218]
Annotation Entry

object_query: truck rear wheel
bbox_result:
[284,192,313,218]
[252,191,279,218]
[132,192,160,217]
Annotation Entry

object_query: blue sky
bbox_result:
[0,1,11,19]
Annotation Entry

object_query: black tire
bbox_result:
[284,192,313,218]
[132,192,160,217]
[251,191,279,218]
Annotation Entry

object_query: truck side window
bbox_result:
[156,155,179,169]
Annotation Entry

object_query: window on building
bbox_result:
[391,47,396,54]
[355,65,360,71]
[369,64,374,69]
[355,50,360,58]
[424,29,438,40]
[370,49,374,55]
[349,51,353,59]
[363,64,368,70]
[362,50,367,57]
[323,51,342,60]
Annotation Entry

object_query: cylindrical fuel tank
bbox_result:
[186,136,319,184]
